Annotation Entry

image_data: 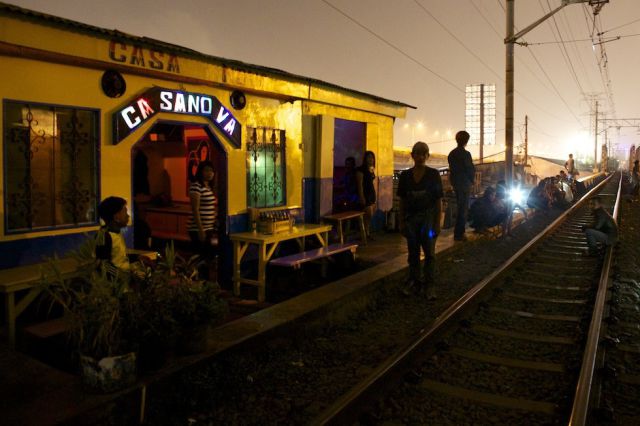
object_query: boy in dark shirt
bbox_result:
[397,142,443,300]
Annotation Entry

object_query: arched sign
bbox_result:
[113,87,242,148]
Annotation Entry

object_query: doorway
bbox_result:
[131,122,227,254]
[333,118,366,212]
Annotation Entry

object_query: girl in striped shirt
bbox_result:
[188,160,218,279]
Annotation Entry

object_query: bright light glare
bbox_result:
[568,131,589,154]
[509,188,524,204]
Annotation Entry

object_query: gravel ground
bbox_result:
[134,177,640,426]
[144,206,566,425]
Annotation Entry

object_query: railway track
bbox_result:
[314,173,622,425]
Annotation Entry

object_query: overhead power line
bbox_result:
[541,0,587,102]
[599,16,640,34]
[412,0,503,82]
[471,0,584,124]
[319,0,463,94]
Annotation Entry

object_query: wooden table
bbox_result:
[229,223,332,302]
[322,211,367,245]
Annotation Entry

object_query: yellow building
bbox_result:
[0,3,410,281]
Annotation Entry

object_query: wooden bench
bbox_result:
[322,211,367,245]
[269,242,358,270]
[0,249,158,349]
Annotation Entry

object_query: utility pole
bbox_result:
[504,0,606,185]
[594,101,599,172]
[524,115,528,172]
[505,0,514,184]
[480,84,485,164]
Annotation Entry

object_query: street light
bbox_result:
[403,121,426,142]
[504,0,608,185]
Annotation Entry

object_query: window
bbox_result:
[246,127,286,208]
[3,101,99,232]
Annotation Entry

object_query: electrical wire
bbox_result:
[559,4,593,89]
[413,0,503,82]
[319,0,463,94]
[474,0,582,123]
[599,16,640,34]
[541,0,587,101]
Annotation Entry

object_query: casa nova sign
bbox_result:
[113,87,242,148]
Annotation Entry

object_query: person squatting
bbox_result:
[582,196,618,257]
[397,141,443,300]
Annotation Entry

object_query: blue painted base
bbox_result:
[0,232,92,269]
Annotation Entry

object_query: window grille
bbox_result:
[246,127,286,208]
[3,101,98,232]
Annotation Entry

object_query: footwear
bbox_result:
[454,235,467,241]
[401,279,416,296]
[425,287,437,301]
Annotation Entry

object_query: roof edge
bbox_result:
[0,2,415,110]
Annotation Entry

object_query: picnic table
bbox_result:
[322,210,367,245]
[229,223,332,302]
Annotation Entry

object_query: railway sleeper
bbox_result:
[511,280,590,292]
[472,324,576,345]
[419,379,559,415]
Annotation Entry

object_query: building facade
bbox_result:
[0,3,409,279]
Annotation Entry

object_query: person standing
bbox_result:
[631,160,639,202]
[397,142,443,300]
[448,131,475,241]
[582,196,618,256]
[565,153,577,181]
[356,150,376,238]
[188,160,218,280]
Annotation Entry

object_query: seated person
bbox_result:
[557,178,574,203]
[527,180,550,211]
[547,177,569,209]
[574,179,587,199]
[96,196,149,277]
[582,196,618,256]
[559,170,569,183]
[469,187,507,232]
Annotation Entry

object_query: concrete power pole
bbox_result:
[505,0,515,184]
[524,115,528,169]
[594,101,599,172]
[480,84,485,164]
[505,0,597,185]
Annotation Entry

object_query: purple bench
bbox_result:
[269,243,358,270]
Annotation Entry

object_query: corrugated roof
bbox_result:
[0,2,415,109]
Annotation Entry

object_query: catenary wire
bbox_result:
[320,0,463,94]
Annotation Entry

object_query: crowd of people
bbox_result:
[525,169,585,213]
[95,138,621,303]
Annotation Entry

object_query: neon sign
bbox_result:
[113,87,241,148]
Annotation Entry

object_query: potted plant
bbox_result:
[156,242,227,355]
[40,241,140,393]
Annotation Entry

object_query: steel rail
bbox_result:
[569,172,622,425]
[313,174,613,425]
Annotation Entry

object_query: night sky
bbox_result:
[5,0,639,160]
